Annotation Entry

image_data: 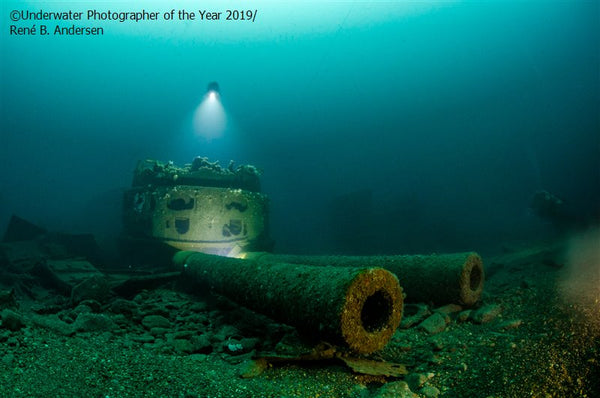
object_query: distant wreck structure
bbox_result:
[121,156,272,264]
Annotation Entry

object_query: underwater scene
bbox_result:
[1,1,599,397]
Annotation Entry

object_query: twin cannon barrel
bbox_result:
[173,251,485,354]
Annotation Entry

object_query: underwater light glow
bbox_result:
[193,82,226,140]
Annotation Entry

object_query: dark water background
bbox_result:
[1,1,598,256]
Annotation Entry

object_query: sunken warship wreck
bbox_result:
[0,156,597,397]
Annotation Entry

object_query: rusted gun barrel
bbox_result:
[245,252,484,306]
[173,251,403,354]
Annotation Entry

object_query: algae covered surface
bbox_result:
[1,238,598,397]
[2,1,598,396]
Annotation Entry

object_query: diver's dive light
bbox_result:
[194,81,225,138]
[207,81,220,100]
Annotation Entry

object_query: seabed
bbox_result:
[0,232,598,398]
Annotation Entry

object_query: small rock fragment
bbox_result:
[0,289,18,310]
[350,384,369,398]
[188,301,207,312]
[150,327,169,337]
[171,338,194,354]
[142,315,171,329]
[239,358,268,378]
[419,313,447,334]
[419,385,441,398]
[191,334,213,354]
[456,310,472,322]
[109,299,139,316]
[471,304,502,324]
[400,304,430,329]
[73,313,117,332]
[405,373,429,390]
[498,319,523,330]
[374,381,419,398]
[132,333,154,343]
[1,309,26,331]
[30,314,74,336]
[340,357,407,377]
[434,304,462,315]
[78,299,102,312]
[72,304,93,315]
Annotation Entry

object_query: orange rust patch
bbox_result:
[339,268,403,354]
[460,253,484,306]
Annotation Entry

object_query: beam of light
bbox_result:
[193,91,226,140]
